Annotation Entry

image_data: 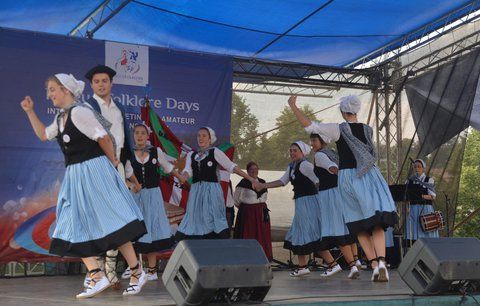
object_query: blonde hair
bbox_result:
[45,76,74,97]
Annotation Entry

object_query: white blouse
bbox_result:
[87,94,125,158]
[405,173,436,198]
[45,106,107,141]
[278,161,319,186]
[125,147,174,178]
[183,148,237,178]
[314,151,338,173]
[305,121,342,143]
[233,179,268,206]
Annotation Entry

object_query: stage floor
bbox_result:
[0,269,478,305]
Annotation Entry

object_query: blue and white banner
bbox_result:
[0,28,232,261]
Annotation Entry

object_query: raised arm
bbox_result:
[288,95,312,128]
[20,96,48,141]
[288,95,341,142]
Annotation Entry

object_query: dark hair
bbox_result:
[246,161,259,171]
[198,127,211,139]
[310,133,326,145]
[290,143,302,151]
[341,111,356,116]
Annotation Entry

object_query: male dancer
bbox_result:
[84,65,137,288]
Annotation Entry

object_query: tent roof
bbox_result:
[1,0,478,67]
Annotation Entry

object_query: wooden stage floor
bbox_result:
[1,269,479,305]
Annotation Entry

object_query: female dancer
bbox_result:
[127,123,185,280]
[233,161,272,261]
[310,133,359,279]
[21,74,147,297]
[176,127,255,240]
[289,95,397,282]
[405,159,438,243]
[255,141,322,277]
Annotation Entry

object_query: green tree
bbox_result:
[230,93,260,167]
[455,129,480,239]
[257,105,318,170]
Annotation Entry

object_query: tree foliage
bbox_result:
[455,129,480,238]
[230,95,318,170]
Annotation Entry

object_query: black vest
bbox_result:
[131,148,160,189]
[408,176,433,205]
[191,148,218,183]
[290,161,318,199]
[56,107,104,166]
[336,123,368,170]
[313,152,338,191]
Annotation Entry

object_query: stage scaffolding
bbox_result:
[67,0,480,235]
[0,0,472,278]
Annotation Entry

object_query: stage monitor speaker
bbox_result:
[162,239,273,305]
[398,237,480,295]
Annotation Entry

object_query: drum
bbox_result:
[420,211,445,232]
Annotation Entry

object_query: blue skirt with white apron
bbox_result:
[284,194,323,255]
[132,187,174,253]
[338,166,397,235]
[317,187,355,250]
[175,181,229,240]
[49,156,146,257]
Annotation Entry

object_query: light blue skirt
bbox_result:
[405,204,439,240]
[317,187,355,249]
[284,194,323,255]
[338,166,397,234]
[49,156,146,257]
[176,181,229,239]
[132,187,174,253]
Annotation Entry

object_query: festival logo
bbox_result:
[116,49,141,75]
[106,41,149,86]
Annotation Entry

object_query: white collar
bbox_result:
[93,93,113,107]
[416,173,426,180]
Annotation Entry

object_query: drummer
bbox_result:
[405,159,439,243]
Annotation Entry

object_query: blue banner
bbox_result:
[0,28,232,261]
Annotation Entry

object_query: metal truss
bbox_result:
[233,82,337,98]
[348,0,480,68]
[375,63,403,184]
[393,27,480,82]
[233,58,381,97]
[375,90,403,184]
[2,262,45,277]
[69,0,131,38]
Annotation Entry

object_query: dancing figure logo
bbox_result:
[106,41,149,86]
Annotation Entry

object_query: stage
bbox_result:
[1,269,479,305]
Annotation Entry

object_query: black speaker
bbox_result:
[162,239,273,305]
[398,237,480,295]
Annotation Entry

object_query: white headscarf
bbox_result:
[134,122,152,135]
[202,126,217,144]
[340,95,361,114]
[293,141,311,156]
[54,73,85,99]
[414,159,426,169]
